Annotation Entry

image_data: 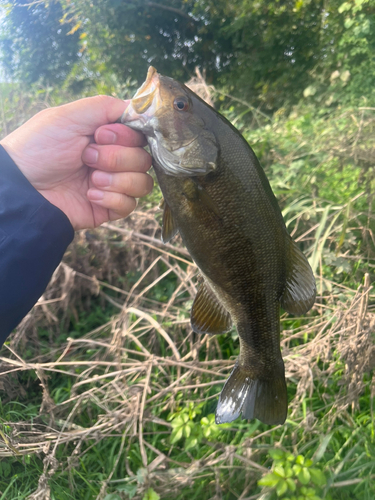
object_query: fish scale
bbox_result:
[121,66,316,425]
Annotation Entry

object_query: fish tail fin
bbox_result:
[215,361,287,426]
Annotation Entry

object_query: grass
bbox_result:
[0,83,375,500]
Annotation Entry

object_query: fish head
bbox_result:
[121,66,218,176]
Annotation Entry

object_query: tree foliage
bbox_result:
[0,0,81,85]
[1,0,375,108]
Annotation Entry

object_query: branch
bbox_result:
[146,2,194,21]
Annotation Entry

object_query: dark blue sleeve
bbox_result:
[0,145,74,344]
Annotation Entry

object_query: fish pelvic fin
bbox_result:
[281,237,316,316]
[191,280,232,335]
[215,361,287,426]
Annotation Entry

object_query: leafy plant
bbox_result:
[169,403,229,450]
[258,450,327,500]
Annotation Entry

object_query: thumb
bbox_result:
[57,96,130,135]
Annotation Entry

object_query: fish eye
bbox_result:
[173,97,189,111]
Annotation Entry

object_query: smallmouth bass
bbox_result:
[121,67,316,425]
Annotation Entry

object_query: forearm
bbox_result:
[0,146,74,344]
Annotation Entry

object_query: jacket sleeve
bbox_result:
[0,145,74,345]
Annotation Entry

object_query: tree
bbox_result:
[1,0,80,84]
[2,0,374,109]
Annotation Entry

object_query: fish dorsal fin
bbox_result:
[191,280,232,335]
[161,199,179,243]
[280,238,316,316]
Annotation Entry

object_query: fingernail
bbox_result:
[82,147,99,164]
[97,130,117,144]
[93,171,112,188]
[88,189,104,200]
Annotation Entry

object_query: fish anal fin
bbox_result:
[215,361,287,426]
[161,199,179,243]
[281,238,316,316]
[191,281,232,335]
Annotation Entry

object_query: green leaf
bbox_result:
[170,427,183,443]
[306,487,316,495]
[309,468,326,487]
[338,2,352,13]
[142,488,160,500]
[303,85,317,97]
[203,426,211,438]
[258,472,280,487]
[293,464,302,475]
[185,437,198,450]
[286,478,296,492]
[295,455,305,465]
[276,479,288,497]
[269,449,285,461]
[104,495,121,500]
[116,484,138,499]
[170,416,183,429]
[136,468,147,485]
[284,465,293,478]
[297,468,311,485]
[183,423,191,438]
[274,465,286,478]
[313,433,333,462]
[340,70,351,82]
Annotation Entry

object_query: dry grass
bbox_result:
[1,82,374,499]
[0,204,374,498]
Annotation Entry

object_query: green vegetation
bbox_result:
[2,0,375,109]
[0,0,375,499]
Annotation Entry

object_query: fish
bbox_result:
[121,66,316,425]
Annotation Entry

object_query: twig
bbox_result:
[126,307,181,361]
[103,223,191,257]
[139,360,153,467]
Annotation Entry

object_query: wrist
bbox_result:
[0,136,30,181]
[0,144,75,231]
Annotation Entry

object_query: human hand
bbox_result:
[0,96,153,230]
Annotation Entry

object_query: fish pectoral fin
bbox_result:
[161,199,179,243]
[191,280,232,335]
[184,178,221,218]
[196,183,221,218]
[281,238,316,316]
[215,361,287,426]
[159,197,165,210]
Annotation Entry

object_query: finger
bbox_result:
[87,189,137,218]
[57,96,130,135]
[82,145,152,173]
[91,171,154,198]
[95,123,147,147]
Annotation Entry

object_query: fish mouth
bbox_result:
[121,66,162,131]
